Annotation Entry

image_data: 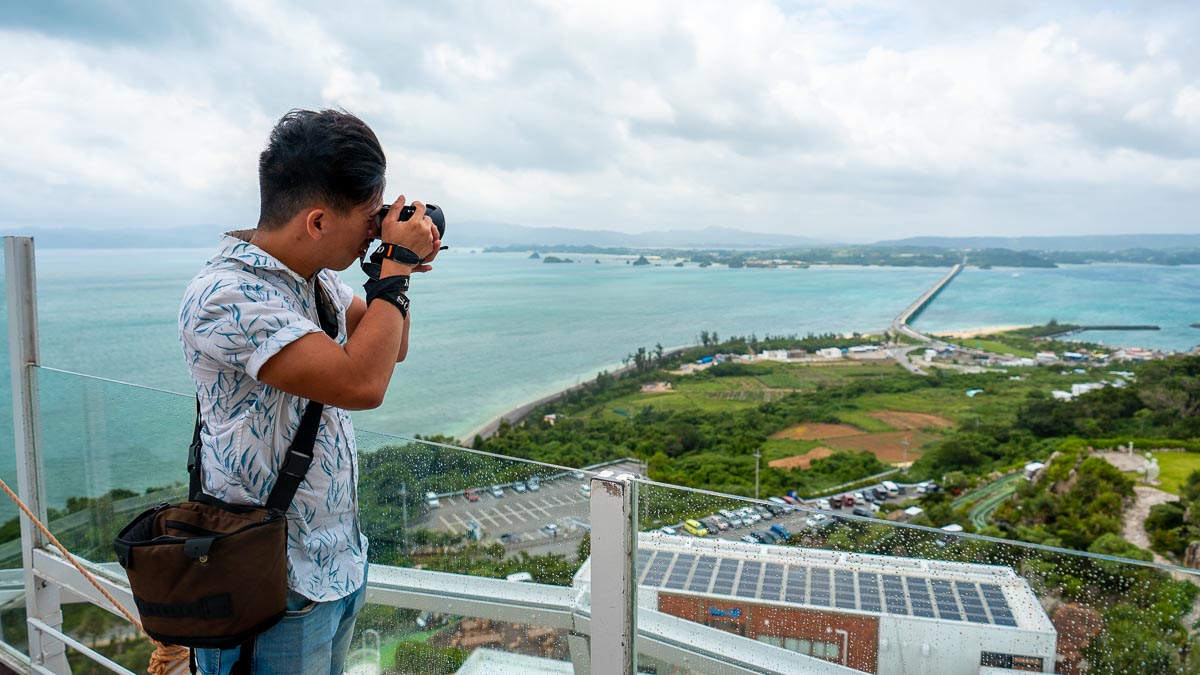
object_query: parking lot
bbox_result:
[419,469,931,557]
[416,460,644,558]
[664,481,934,545]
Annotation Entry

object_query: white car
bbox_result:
[739,508,761,525]
[660,526,678,535]
[816,499,832,511]
[580,483,591,496]
[527,477,541,491]
[805,513,830,529]
[491,485,504,498]
[542,523,559,535]
[513,481,528,493]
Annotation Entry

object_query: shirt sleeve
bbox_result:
[182,276,324,380]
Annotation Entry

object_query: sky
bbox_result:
[1,0,1198,242]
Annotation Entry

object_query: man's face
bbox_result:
[322,196,384,271]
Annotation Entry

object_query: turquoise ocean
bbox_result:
[1,239,1198,510]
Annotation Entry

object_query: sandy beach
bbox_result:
[934,325,1032,339]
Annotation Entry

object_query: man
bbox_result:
[178,109,439,674]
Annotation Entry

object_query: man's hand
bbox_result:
[381,195,439,265]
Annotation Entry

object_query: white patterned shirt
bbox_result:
[178,231,367,602]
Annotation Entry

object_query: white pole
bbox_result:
[5,236,69,673]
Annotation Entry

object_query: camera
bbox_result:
[376,203,446,240]
[362,202,448,280]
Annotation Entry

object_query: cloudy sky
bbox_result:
[2,1,1198,242]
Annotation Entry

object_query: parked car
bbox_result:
[711,515,731,531]
[842,494,856,507]
[465,488,479,503]
[829,495,844,508]
[805,513,831,529]
[768,496,791,512]
[816,499,832,511]
[660,525,678,535]
[741,534,761,544]
[859,491,874,503]
[852,506,873,518]
[756,529,780,544]
[491,485,504,498]
[770,524,791,540]
[527,477,541,491]
[755,505,775,520]
[580,483,591,496]
[542,523,559,535]
[683,519,709,537]
[513,481,527,493]
[873,486,889,501]
[739,508,761,525]
[425,491,440,508]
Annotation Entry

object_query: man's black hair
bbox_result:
[257,109,386,230]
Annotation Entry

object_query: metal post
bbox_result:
[5,236,69,673]
[753,448,761,500]
[588,470,638,674]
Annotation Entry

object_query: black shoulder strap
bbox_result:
[188,398,203,500]
[190,278,341,511]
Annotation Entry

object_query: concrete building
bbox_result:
[575,535,1057,674]
[818,347,844,359]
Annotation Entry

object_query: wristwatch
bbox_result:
[371,242,422,266]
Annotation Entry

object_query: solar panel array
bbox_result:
[634,550,1018,627]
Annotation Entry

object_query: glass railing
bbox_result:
[20,366,607,673]
[632,479,1200,674]
[5,363,1200,673]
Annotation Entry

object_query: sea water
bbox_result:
[1,240,1198,508]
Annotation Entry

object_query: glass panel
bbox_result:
[635,478,1200,674]
[0,237,27,662]
[29,367,593,671]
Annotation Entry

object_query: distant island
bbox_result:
[499,243,1200,268]
[542,255,573,263]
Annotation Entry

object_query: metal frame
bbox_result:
[6,237,68,673]
[586,469,638,674]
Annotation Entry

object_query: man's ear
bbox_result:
[304,208,326,241]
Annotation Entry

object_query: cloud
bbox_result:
[1,0,1198,240]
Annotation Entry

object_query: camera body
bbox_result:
[376,203,446,239]
[361,202,448,280]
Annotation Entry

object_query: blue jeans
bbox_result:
[195,571,368,675]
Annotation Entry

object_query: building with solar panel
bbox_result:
[574,533,1057,674]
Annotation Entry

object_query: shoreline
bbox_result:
[464,322,1190,442]
[931,325,1033,339]
[465,347,688,440]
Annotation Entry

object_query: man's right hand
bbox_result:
[381,195,437,261]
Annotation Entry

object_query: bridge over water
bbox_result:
[888,258,966,344]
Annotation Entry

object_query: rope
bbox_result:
[0,477,189,674]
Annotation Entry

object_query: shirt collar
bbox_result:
[217,230,310,285]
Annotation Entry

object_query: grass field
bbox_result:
[1152,452,1200,495]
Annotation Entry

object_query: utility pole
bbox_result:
[400,482,409,552]
[754,448,762,500]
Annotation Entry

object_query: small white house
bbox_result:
[817,347,843,359]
